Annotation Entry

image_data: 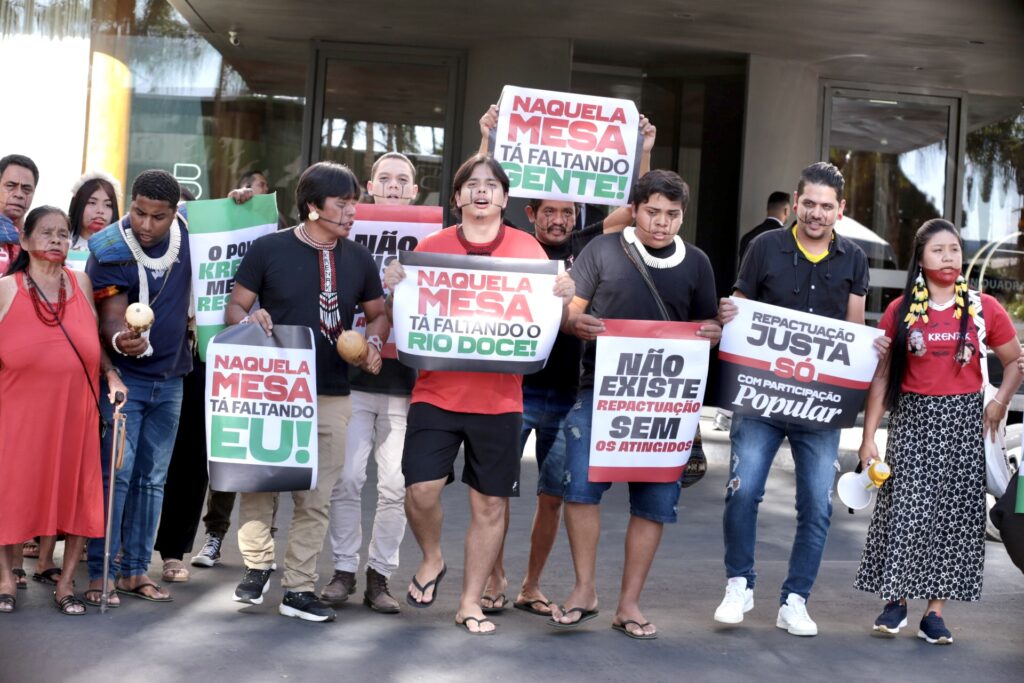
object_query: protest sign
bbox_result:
[187,194,278,360]
[392,251,561,373]
[492,85,640,206]
[205,323,318,492]
[348,204,443,358]
[589,320,709,483]
[719,298,883,428]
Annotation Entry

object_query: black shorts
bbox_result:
[402,402,523,497]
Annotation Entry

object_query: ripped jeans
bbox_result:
[722,414,840,604]
[562,390,682,523]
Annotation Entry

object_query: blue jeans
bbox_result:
[520,385,575,497]
[722,414,840,604]
[563,390,682,523]
[88,375,183,581]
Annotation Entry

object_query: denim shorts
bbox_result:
[562,390,682,523]
[520,385,576,497]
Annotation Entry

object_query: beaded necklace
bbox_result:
[25,271,67,327]
[296,223,343,342]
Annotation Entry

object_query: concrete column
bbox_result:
[738,55,820,240]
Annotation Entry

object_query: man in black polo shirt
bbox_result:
[714,162,871,636]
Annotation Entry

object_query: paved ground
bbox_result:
[1,418,1020,683]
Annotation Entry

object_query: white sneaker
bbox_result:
[714,577,754,624]
[776,593,818,636]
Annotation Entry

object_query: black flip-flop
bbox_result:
[455,616,496,636]
[53,592,87,616]
[481,593,508,614]
[33,567,62,586]
[117,582,173,603]
[513,598,552,616]
[0,593,15,613]
[12,568,27,590]
[83,589,119,608]
[547,606,599,629]
[405,564,446,608]
[612,619,657,640]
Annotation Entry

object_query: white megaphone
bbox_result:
[837,461,891,510]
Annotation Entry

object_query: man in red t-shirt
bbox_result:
[384,155,573,635]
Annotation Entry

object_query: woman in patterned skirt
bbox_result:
[855,218,1022,644]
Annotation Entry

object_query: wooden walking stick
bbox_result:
[100,391,127,614]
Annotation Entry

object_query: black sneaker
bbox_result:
[917,611,953,644]
[233,567,272,605]
[873,601,908,635]
[191,533,222,568]
[279,591,335,622]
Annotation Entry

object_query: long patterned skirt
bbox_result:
[854,392,986,601]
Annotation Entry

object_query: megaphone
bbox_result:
[837,461,891,510]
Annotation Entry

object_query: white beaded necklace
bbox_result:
[623,227,685,269]
[928,297,955,311]
[121,217,182,272]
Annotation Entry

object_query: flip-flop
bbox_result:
[33,567,63,586]
[547,606,600,629]
[513,598,552,616]
[481,593,508,614]
[405,564,446,608]
[0,593,15,613]
[83,589,119,608]
[53,592,87,616]
[12,568,27,590]
[612,619,657,640]
[455,615,496,636]
[162,559,190,583]
[117,582,173,603]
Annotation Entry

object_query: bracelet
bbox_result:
[239,315,251,325]
[367,335,383,352]
[991,396,1009,408]
[111,331,128,356]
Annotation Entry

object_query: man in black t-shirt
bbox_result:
[225,162,389,623]
[551,170,721,639]
[476,106,658,616]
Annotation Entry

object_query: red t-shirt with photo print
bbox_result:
[879,293,1016,395]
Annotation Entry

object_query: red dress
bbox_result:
[0,269,104,543]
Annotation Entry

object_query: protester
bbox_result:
[321,152,420,614]
[0,206,127,615]
[716,162,880,636]
[548,170,720,639]
[855,218,1022,644]
[0,155,41,581]
[69,173,120,250]
[383,154,574,635]
[83,169,192,606]
[0,154,38,278]
[225,161,389,622]
[475,107,657,615]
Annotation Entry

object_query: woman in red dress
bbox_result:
[0,206,127,614]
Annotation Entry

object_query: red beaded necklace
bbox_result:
[26,272,67,327]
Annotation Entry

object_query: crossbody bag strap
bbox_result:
[619,233,671,322]
[968,290,989,385]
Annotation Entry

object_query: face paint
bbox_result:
[923,267,960,287]
[30,250,66,263]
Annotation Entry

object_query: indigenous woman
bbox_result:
[855,218,1022,644]
[0,207,127,615]
[69,172,120,250]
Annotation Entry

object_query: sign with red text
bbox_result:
[392,251,562,373]
[590,320,709,483]
[348,204,443,358]
[718,298,883,428]
[205,324,318,492]
[492,85,640,206]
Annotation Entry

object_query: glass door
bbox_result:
[305,44,463,211]
[822,86,961,321]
